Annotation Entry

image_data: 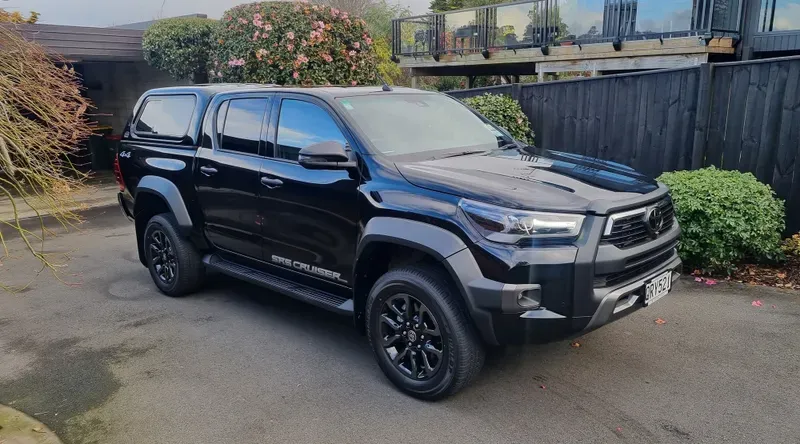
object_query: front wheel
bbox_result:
[366,265,485,400]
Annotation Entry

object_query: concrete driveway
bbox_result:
[1,210,798,444]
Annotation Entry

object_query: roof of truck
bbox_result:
[144,84,435,100]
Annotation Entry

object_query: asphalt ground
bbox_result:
[1,209,798,443]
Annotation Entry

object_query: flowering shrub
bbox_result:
[211,1,379,86]
[463,93,532,144]
[658,167,785,272]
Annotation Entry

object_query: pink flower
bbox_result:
[349,50,356,56]
[253,18,263,27]
[351,80,357,86]
[365,37,372,45]
[293,71,300,79]
[350,65,356,70]
[752,300,763,307]
[227,58,245,67]
[342,12,348,19]
[263,23,272,31]
[287,44,294,51]
[287,31,295,40]
[317,21,325,29]
[273,42,278,47]
[238,17,249,24]
[353,42,360,49]
[694,277,703,282]
[267,59,273,64]
[254,13,262,20]
[705,279,717,285]
[253,30,260,40]
[217,72,223,78]
[322,53,333,63]
[262,33,269,39]
[331,8,339,16]
[301,40,307,47]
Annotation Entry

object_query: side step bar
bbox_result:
[203,254,353,315]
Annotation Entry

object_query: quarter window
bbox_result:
[135,95,196,137]
[219,98,268,155]
[276,99,346,161]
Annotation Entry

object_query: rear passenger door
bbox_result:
[194,94,272,259]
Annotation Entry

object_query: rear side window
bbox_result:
[219,98,268,155]
[135,95,196,137]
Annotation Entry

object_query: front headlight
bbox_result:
[459,199,584,244]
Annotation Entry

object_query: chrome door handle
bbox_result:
[200,166,218,176]
[260,177,283,188]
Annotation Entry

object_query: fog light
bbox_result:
[517,289,540,309]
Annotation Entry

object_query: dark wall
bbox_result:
[447,55,800,233]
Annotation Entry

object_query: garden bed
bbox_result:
[693,256,800,290]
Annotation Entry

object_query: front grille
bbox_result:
[595,246,676,288]
[601,198,674,249]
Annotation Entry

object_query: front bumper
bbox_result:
[445,211,682,345]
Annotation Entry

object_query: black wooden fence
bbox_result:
[448,55,800,233]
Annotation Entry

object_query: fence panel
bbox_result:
[446,56,800,232]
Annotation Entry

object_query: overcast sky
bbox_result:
[2,0,429,27]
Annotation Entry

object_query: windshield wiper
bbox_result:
[433,149,489,160]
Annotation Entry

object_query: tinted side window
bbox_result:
[276,100,346,161]
[216,101,230,146]
[135,95,196,137]
[220,99,268,155]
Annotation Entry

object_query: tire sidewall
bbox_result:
[367,274,459,397]
[143,216,180,294]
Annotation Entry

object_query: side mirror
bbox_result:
[298,141,356,170]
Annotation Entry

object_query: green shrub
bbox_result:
[211,2,379,86]
[782,233,800,257]
[658,167,785,272]
[462,93,532,144]
[142,17,216,83]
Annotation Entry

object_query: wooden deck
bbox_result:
[399,36,736,78]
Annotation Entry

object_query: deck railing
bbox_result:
[391,0,742,57]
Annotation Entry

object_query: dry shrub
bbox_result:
[0,25,94,286]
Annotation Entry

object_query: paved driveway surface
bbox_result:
[1,210,798,443]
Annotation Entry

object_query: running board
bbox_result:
[203,254,353,315]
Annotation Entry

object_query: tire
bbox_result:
[366,265,485,400]
[143,213,205,297]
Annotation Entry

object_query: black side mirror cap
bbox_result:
[298,141,356,170]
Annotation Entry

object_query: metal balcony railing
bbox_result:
[391,0,743,57]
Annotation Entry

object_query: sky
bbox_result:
[1,0,430,27]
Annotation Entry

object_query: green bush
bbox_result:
[211,2,379,86]
[658,167,785,272]
[142,17,215,83]
[462,93,532,144]
[782,233,800,257]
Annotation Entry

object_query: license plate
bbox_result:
[644,271,672,306]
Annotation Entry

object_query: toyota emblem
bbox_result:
[646,206,664,236]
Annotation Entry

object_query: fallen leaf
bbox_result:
[570,341,581,348]
[655,318,667,325]
[777,272,787,279]
[32,426,45,433]
[694,277,703,282]
[692,269,701,275]
[616,427,623,432]
[539,384,546,390]
[705,279,717,285]
[776,283,784,287]
[772,304,777,309]
[752,300,763,307]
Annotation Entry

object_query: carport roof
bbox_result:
[9,23,144,62]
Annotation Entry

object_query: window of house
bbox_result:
[135,95,196,137]
[219,98,268,155]
[760,0,800,31]
[275,100,347,161]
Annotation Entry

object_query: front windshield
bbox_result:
[336,94,506,158]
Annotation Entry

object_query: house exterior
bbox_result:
[391,0,800,83]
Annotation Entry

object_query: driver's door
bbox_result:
[257,94,360,288]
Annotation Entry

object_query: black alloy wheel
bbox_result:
[379,293,444,380]
[149,229,177,284]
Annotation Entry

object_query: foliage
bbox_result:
[211,2,379,86]
[362,0,411,39]
[0,26,94,288]
[372,37,402,84]
[0,9,39,24]
[142,17,215,83]
[463,94,532,144]
[782,234,800,257]
[658,167,785,272]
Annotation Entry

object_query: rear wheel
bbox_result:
[366,265,485,400]
[143,214,205,297]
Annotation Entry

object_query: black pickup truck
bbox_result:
[116,84,681,400]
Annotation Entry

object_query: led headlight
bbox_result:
[459,199,584,244]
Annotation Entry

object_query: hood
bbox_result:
[395,147,659,213]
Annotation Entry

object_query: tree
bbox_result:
[212,2,379,86]
[142,17,215,83]
[0,9,39,24]
[0,26,94,289]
